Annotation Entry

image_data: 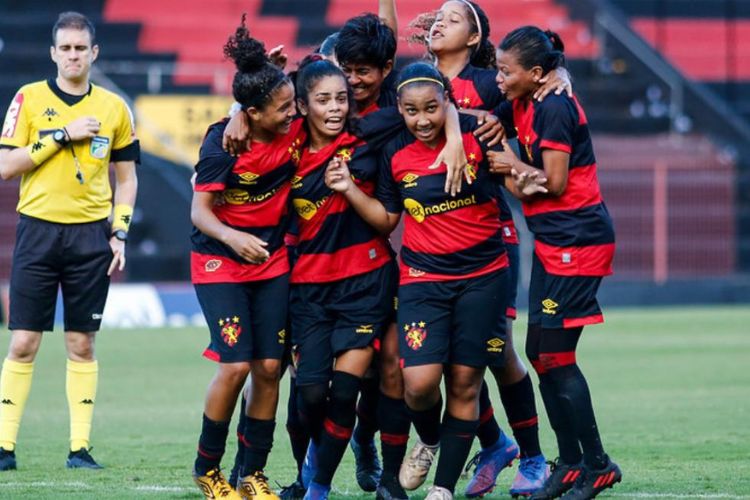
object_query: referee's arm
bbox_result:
[0,146,42,180]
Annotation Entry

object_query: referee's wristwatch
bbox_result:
[52,129,69,146]
[111,229,128,242]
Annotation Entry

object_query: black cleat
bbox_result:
[376,474,409,500]
[279,479,306,500]
[351,437,382,492]
[529,458,582,500]
[0,448,17,471]
[560,457,622,499]
[66,448,103,469]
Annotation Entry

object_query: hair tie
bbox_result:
[397,77,445,92]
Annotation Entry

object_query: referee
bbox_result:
[0,12,138,470]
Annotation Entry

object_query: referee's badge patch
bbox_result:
[90,136,110,159]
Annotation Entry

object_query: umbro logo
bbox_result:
[79,399,94,405]
[1,399,15,405]
[31,141,43,152]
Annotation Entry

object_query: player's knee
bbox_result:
[8,332,42,362]
[403,376,439,406]
[217,362,251,389]
[446,372,481,405]
[298,382,328,409]
[330,371,361,404]
[252,359,282,383]
[379,353,403,396]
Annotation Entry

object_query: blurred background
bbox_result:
[1,0,749,327]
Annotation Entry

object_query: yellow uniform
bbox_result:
[0,79,138,222]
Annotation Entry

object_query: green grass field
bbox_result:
[0,306,748,499]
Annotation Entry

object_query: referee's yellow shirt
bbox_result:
[0,79,139,224]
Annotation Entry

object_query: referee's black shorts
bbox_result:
[9,215,112,333]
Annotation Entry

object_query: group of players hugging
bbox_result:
[189,2,621,500]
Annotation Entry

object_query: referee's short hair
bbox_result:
[52,11,96,45]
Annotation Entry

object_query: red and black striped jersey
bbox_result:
[377,115,509,285]
[451,64,518,244]
[497,94,615,277]
[290,131,393,283]
[191,118,305,284]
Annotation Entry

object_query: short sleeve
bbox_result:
[110,97,140,162]
[194,121,236,192]
[537,95,576,153]
[0,90,31,148]
[375,151,402,214]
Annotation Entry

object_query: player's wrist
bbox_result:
[27,134,61,166]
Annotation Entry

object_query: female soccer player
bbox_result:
[491,26,622,500]
[287,58,399,500]
[408,2,574,495]
[190,18,303,500]
[325,62,545,500]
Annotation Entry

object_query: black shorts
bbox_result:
[195,274,289,363]
[506,242,519,320]
[528,253,604,329]
[397,268,510,369]
[291,261,397,386]
[9,215,111,332]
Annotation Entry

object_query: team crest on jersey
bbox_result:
[465,153,478,181]
[336,147,353,161]
[219,316,242,346]
[90,136,110,159]
[205,259,222,272]
[542,299,559,315]
[2,93,23,138]
[402,173,419,188]
[238,171,260,185]
[288,138,302,165]
[486,337,505,353]
[404,322,427,350]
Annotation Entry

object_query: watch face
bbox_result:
[54,130,64,141]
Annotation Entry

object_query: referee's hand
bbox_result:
[107,237,126,275]
[66,116,101,141]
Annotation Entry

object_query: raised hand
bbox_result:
[324,157,354,193]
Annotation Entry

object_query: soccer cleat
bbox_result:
[300,440,319,489]
[279,479,306,500]
[510,454,550,497]
[398,439,439,490]
[193,466,243,499]
[376,473,409,500]
[302,481,330,500]
[0,448,17,471]
[238,470,280,499]
[351,437,383,492]
[424,485,453,500]
[464,433,519,497]
[66,448,103,469]
[560,457,622,500]
[529,459,582,500]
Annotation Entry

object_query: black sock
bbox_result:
[286,377,309,478]
[408,396,442,447]
[548,363,607,469]
[476,381,501,449]
[354,376,380,444]
[314,372,361,486]
[433,415,478,492]
[298,382,328,444]
[241,418,275,475]
[500,374,542,458]
[195,414,230,475]
[538,373,582,465]
[378,393,410,476]
[232,396,248,476]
